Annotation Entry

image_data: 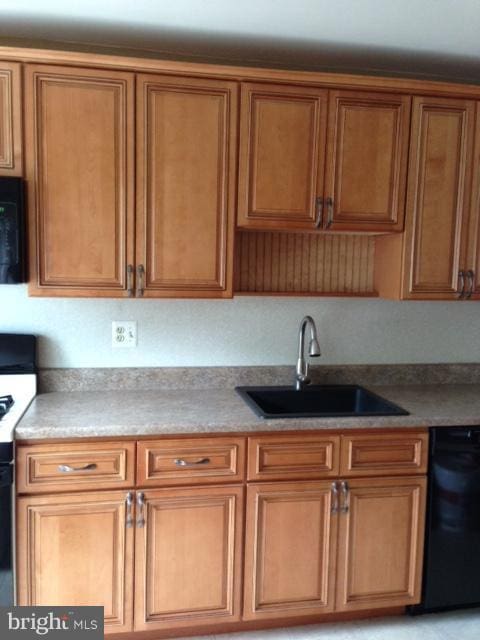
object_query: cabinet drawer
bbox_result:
[247,435,340,481]
[137,437,246,486]
[340,431,428,477]
[16,442,135,494]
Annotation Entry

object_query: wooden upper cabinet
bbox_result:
[134,486,243,632]
[25,65,135,296]
[17,490,134,634]
[324,90,411,232]
[404,96,475,298]
[237,82,328,230]
[0,61,22,176]
[136,74,237,297]
[335,477,426,611]
[466,102,480,298]
[237,84,410,233]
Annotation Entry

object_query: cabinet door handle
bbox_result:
[331,481,339,514]
[325,197,334,229]
[174,457,210,467]
[125,492,134,528]
[126,264,134,297]
[136,492,146,528]
[315,197,324,228]
[340,480,350,514]
[58,463,97,473]
[458,270,466,298]
[136,264,145,297]
[466,270,475,299]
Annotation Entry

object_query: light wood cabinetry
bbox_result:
[136,74,237,298]
[0,61,22,176]
[16,441,135,494]
[243,430,427,622]
[134,485,243,632]
[335,477,426,612]
[375,96,477,300]
[247,434,340,481]
[466,102,480,298]
[237,82,328,230]
[17,490,134,634]
[25,65,135,296]
[137,436,245,487]
[25,67,237,298]
[244,480,337,620]
[238,83,410,233]
[16,429,427,635]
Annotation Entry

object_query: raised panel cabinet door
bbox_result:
[25,64,135,296]
[134,486,243,632]
[0,61,22,176]
[136,74,237,297]
[237,82,328,230]
[402,96,475,299]
[335,476,426,612]
[466,101,480,299]
[16,490,134,634]
[324,90,411,232]
[243,481,337,621]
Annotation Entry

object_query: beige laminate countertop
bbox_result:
[14,384,480,440]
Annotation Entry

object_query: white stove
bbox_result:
[0,374,36,443]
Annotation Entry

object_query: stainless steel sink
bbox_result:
[235,385,408,419]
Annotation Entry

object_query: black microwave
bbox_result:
[0,177,25,284]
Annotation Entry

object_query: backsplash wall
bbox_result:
[1,285,480,368]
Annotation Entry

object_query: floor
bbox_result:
[182,609,480,639]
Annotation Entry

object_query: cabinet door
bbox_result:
[25,65,135,296]
[466,102,480,298]
[335,476,426,612]
[134,486,243,632]
[324,90,410,232]
[402,96,475,299]
[0,61,22,176]
[244,481,337,620]
[237,82,328,230]
[17,490,134,633]
[136,74,237,297]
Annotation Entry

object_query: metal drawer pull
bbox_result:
[126,264,134,297]
[315,197,324,228]
[340,480,350,514]
[458,270,466,298]
[136,264,145,297]
[58,463,97,473]
[325,197,334,229]
[174,457,211,467]
[126,492,134,528]
[331,481,339,514]
[136,492,145,528]
[466,270,475,299]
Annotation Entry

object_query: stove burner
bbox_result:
[0,395,14,420]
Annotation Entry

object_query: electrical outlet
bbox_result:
[112,321,137,348]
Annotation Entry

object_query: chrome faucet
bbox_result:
[295,316,321,390]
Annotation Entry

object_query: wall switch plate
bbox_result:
[112,321,137,348]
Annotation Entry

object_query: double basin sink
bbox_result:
[236,384,408,419]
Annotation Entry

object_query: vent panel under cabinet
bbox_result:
[234,231,376,295]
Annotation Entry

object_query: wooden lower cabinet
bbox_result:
[335,476,427,611]
[244,476,426,622]
[134,485,244,632]
[243,481,338,620]
[16,490,134,634]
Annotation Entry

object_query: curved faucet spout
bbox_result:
[295,316,321,391]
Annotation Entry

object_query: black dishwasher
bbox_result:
[411,426,480,613]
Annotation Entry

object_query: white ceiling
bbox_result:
[0,0,480,81]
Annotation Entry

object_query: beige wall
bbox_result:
[1,285,479,368]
